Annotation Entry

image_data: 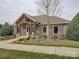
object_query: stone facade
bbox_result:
[14,13,69,39]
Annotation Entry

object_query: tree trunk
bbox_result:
[47,21,50,40]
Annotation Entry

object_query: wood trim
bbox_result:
[16,13,37,24]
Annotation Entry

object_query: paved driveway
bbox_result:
[0,36,79,57]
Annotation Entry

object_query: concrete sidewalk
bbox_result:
[0,37,79,57]
[0,44,79,57]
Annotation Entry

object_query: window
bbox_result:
[42,26,47,34]
[54,26,58,34]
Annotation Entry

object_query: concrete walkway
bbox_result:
[0,36,28,44]
[0,37,79,57]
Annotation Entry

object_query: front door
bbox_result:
[26,26,30,37]
[21,24,26,36]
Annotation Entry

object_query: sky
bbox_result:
[0,0,79,24]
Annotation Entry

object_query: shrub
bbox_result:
[0,24,2,29]
[0,23,14,36]
[66,13,79,40]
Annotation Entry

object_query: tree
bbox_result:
[36,0,62,40]
[36,0,62,16]
[0,22,14,36]
[0,24,2,29]
[66,13,79,40]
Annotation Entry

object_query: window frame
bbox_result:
[42,26,47,34]
[53,26,59,35]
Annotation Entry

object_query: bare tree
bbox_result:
[36,0,62,40]
[36,0,62,16]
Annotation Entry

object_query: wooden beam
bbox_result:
[30,19,32,36]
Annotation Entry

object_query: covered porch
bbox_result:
[15,14,38,37]
[19,23,36,37]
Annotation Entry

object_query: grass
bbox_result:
[0,36,16,41]
[13,38,79,48]
[0,48,79,59]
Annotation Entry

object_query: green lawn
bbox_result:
[0,49,79,59]
[13,38,79,48]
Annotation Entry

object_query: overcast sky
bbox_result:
[0,0,79,24]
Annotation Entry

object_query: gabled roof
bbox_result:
[15,13,69,25]
[33,15,69,24]
[15,13,37,23]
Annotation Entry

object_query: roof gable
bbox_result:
[16,13,37,24]
[16,13,26,24]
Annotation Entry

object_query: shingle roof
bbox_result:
[14,13,69,25]
[32,15,69,24]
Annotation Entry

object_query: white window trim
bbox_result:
[53,25,59,35]
[42,26,47,34]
